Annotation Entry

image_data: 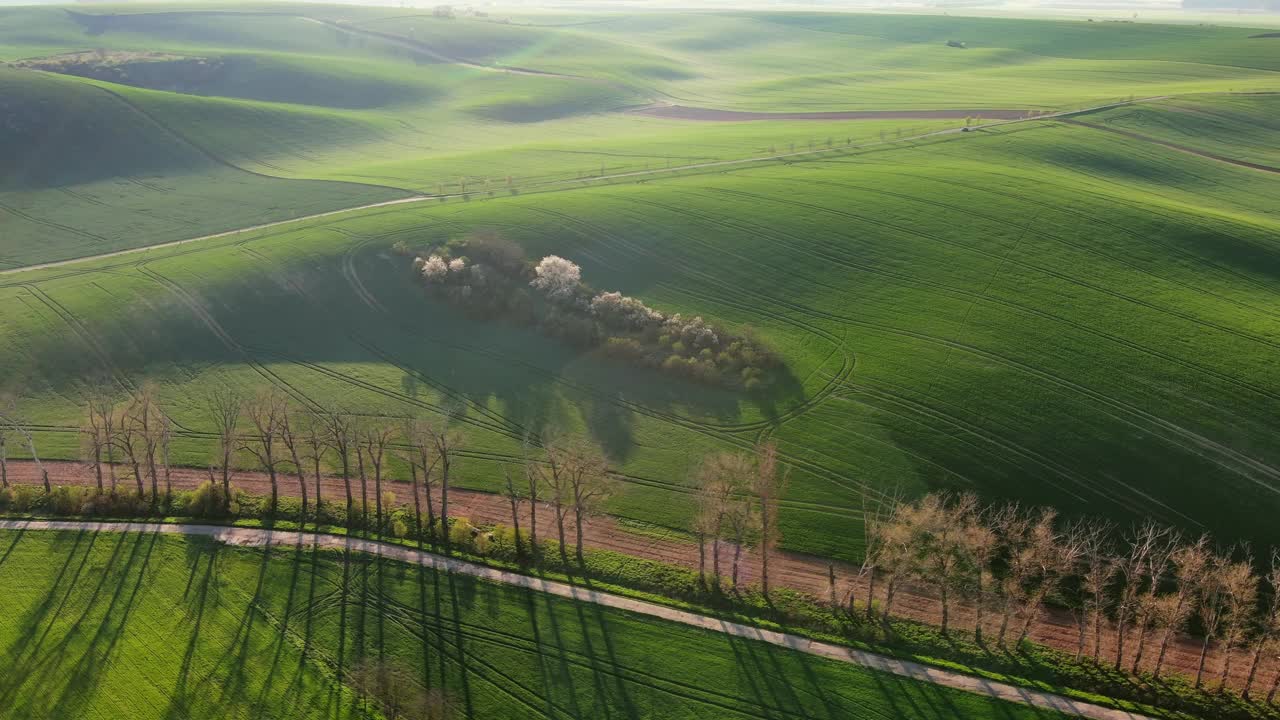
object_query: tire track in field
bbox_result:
[678,183,1280,406]
[132,263,324,412]
[708,184,1280,357]
[367,588,861,720]
[824,145,1280,307]
[17,283,138,396]
[827,384,1195,525]
[550,190,1280,492]
[779,164,1280,321]
[0,199,109,246]
[924,133,1280,293]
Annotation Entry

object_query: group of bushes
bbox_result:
[399,234,781,390]
[0,482,235,518]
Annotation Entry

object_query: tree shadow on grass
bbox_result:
[41,529,161,718]
[572,601,641,720]
[162,538,220,720]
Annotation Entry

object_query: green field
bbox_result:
[4,112,1279,560]
[5,4,1280,715]
[0,528,1074,719]
[3,5,1278,267]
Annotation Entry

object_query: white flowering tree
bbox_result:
[590,291,664,330]
[421,255,448,282]
[530,255,582,301]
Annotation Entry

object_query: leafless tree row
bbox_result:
[70,386,621,565]
[861,492,1280,699]
[691,442,789,596]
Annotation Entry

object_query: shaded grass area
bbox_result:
[1077,94,1280,168]
[0,67,408,268]
[0,528,1076,719]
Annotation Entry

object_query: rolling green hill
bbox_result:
[2,4,1277,270]
[3,115,1278,560]
[0,528,1075,719]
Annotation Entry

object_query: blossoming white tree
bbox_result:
[590,291,664,329]
[530,255,582,301]
[421,255,448,282]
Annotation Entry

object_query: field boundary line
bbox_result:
[0,518,1155,720]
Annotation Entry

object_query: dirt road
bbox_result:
[628,104,1030,121]
[0,517,1154,720]
[4,459,1270,694]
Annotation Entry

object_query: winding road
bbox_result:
[0,518,1153,720]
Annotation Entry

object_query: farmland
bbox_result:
[2,3,1280,716]
[0,527,1075,719]
[3,114,1280,561]
[3,5,1278,265]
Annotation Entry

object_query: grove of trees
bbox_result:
[402,233,781,390]
[854,490,1280,699]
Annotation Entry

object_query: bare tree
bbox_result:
[1114,522,1169,670]
[425,421,462,553]
[321,409,356,521]
[0,424,7,490]
[856,487,903,619]
[503,467,524,558]
[524,449,540,552]
[405,418,441,538]
[569,442,612,567]
[207,387,242,513]
[242,388,287,511]
[961,501,999,644]
[115,400,147,496]
[83,386,117,494]
[1131,529,1181,673]
[302,410,330,512]
[131,385,163,502]
[1016,508,1078,647]
[874,502,916,623]
[901,493,977,635]
[1072,518,1116,661]
[530,437,575,566]
[1154,535,1209,678]
[1195,550,1232,689]
[991,502,1032,647]
[362,423,396,535]
[695,452,750,590]
[0,406,49,492]
[1217,552,1258,690]
[160,415,173,501]
[752,442,788,598]
[280,407,310,522]
[1244,550,1280,698]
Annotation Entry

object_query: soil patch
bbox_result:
[13,51,235,95]
[627,104,1030,122]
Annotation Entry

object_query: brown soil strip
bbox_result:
[5,459,1275,694]
[1063,118,1280,175]
[627,104,1031,122]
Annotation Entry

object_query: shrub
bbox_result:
[184,481,235,518]
[449,517,475,550]
[48,486,89,515]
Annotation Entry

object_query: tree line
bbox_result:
[402,232,782,391]
[2,384,625,565]
[855,491,1280,699]
[8,386,1280,699]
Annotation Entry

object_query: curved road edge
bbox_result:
[0,518,1152,720]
